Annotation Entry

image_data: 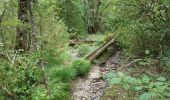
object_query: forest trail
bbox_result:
[72,50,121,100]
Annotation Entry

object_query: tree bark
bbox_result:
[0,2,7,49]
[28,0,37,52]
[16,0,30,52]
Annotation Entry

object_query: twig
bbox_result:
[0,85,17,100]
[5,51,18,66]
[126,59,143,67]
[11,51,18,66]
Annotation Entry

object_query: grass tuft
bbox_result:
[52,67,77,82]
[72,59,91,76]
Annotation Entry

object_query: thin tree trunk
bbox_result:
[28,0,37,52]
[16,0,30,52]
[0,3,7,49]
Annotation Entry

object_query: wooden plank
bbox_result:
[86,34,117,61]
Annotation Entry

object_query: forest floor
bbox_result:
[70,34,170,100]
[71,41,121,100]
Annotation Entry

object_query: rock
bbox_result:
[89,67,101,79]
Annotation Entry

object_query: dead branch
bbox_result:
[38,58,51,97]
[0,85,17,100]
[5,51,18,67]
[126,59,143,67]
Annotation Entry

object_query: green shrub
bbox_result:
[51,83,71,100]
[78,44,91,56]
[32,82,71,100]
[114,0,170,56]
[59,51,72,65]
[52,67,77,82]
[0,52,42,99]
[72,59,91,76]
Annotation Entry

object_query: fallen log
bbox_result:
[86,34,117,61]
[69,39,96,46]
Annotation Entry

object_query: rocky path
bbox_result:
[72,51,121,100]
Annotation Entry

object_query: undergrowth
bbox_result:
[72,59,91,76]
[102,56,170,100]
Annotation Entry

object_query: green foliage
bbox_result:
[113,0,170,55]
[50,83,71,100]
[160,50,170,71]
[139,92,151,100]
[1,0,170,99]
[72,59,91,76]
[31,82,71,100]
[0,1,72,99]
[0,51,41,99]
[52,67,76,82]
[77,44,91,57]
[105,71,170,99]
[57,0,85,33]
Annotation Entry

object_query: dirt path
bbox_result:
[72,51,121,100]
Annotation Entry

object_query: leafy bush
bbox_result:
[31,82,71,100]
[113,0,170,56]
[105,71,170,100]
[0,52,41,99]
[72,59,91,76]
[50,83,71,100]
[160,50,170,71]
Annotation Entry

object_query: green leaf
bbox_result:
[149,91,156,97]
[156,77,166,81]
[145,50,150,55]
[136,79,142,84]
[109,78,121,85]
[135,86,143,91]
[153,82,164,87]
[106,71,118,78]
[142,75,150,83]
[164,93,170,97]
[122,82,130,89]
[126,76,137,84]
[117,72,124,77]
[139,92,151,100]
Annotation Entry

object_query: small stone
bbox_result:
[100,67,105,72]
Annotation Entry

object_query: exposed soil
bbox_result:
[72,49,121,100]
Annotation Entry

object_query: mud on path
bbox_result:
[72,50,121,100]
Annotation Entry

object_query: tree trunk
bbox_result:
[0,2,7,49]
[16,0,30,52]
[86,0,101,34]
[28,0,37,52]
